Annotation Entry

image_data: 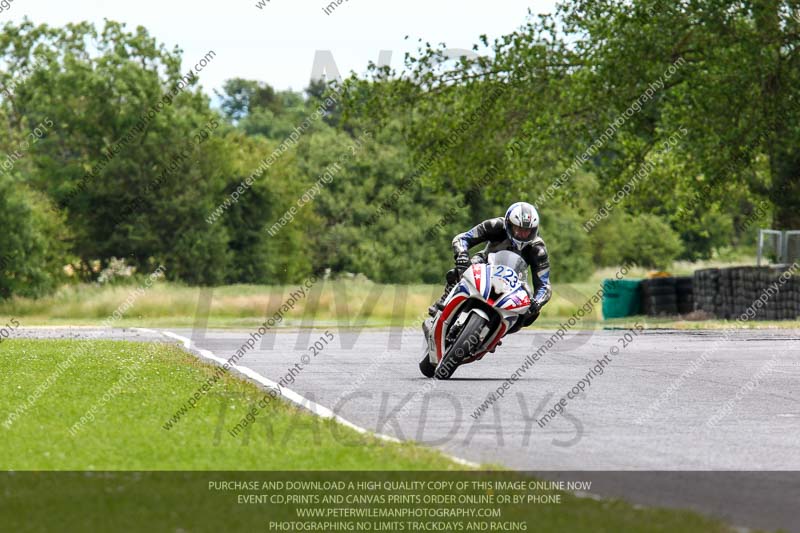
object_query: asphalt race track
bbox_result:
[17,326,800,532]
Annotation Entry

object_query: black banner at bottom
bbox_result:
[1,471,798,532]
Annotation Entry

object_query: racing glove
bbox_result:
[521,300,541,327]
[525,285,541,315]
[455,252,470,274]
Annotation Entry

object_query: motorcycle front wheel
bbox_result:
[434,313,486,380]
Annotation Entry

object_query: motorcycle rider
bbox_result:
[428,202,551,334]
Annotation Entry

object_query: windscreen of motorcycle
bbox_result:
[487,250,528,284]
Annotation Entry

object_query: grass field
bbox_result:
[0,338,745,532]
[1,258,797,330]
[0,339,451,470]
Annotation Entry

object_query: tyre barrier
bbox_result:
[693,265,799,320]
[676,276,694,315]
[640,277,681,316]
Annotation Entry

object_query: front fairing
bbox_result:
[460,263,531,325]
[426,259,531,364]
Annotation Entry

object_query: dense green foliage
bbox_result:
[343,0,798,269]
[0,174,65,297]
[2,3,797,297]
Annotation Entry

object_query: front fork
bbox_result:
[422,316,436,364]
[425,304,493,364]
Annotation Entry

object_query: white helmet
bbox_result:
[504,202,539,249]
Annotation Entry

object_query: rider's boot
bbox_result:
[428,284,452,316]
[422,316,434,338]
[427,269,461,317]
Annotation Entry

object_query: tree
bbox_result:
[345,0,800,265]
[556,0,800,229]
[0,174,66,298]
[0,20,233,283]
[216,78,279,121]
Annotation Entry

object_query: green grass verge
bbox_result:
[0,339,745,532]
[0,339,453,470]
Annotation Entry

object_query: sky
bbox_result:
[2,0,558,94]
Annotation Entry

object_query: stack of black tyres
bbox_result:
[640,278,678,316]
[676,276,694,314]
[692,265,799,320]
[768,265,799,320]
[717,267,733,319]
[693,268,721,316]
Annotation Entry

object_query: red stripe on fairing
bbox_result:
[472,265,481,294]
[434,295,467,362]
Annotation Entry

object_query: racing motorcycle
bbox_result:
[420,250,532,379]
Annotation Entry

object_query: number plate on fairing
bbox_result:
[491,265,521,289]
[490,266,531,311]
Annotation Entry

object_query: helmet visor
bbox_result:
[511,224,534,241]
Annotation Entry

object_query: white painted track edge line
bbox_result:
[134,327,481,469]
[122,328,751,527]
